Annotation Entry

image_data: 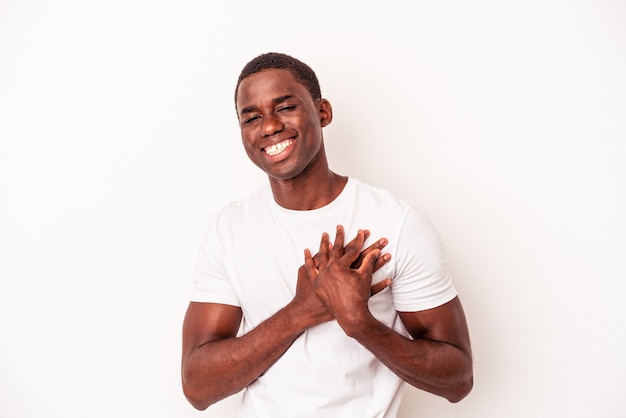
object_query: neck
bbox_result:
[269,170,348,211]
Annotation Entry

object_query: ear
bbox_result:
[319,99,333,127]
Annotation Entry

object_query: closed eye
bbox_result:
[242,115,260,124]
[277,105,296,112]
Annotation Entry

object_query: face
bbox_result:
[235,69,332,182]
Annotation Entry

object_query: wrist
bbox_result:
[283,299,326,333]
[337,306,376,338]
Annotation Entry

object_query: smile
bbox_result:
[264,139,294,156]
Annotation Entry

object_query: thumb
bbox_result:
[304,249,317,272]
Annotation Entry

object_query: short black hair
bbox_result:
[235,52,322,104]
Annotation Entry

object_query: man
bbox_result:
[181,52,473,417]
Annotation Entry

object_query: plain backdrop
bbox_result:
[1,0,625,417]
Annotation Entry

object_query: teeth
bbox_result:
[264,139,293,156]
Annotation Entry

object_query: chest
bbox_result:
[220,216,398,330]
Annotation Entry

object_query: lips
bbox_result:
[263,139,294,156]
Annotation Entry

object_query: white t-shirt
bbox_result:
[192,178,457,418]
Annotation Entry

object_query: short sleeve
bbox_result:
[391,206,457,312]
[190,215,240,306]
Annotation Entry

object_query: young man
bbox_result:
[182,52,473,417]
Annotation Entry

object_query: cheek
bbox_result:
[242,141,257,159]
[240,135,255,154]
[240,135,266,168]
[240,131,254,149]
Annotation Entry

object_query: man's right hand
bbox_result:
[294,264,334,325]
[291,229,392,328]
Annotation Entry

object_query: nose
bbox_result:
[262,113,284,137]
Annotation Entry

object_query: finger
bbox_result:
[352,237,388,269]
[304,248,316,270]
[317,232,330,267]
[312,253,320,269]
[370,278,392,296]
[344,229,370,253]
[310,249,321,269]
[342,229,366,265]
[373,252,392,273]
[359,248,381,275]
[331,225,346,259]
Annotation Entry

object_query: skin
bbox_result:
[181,68,473,410]
[236,68,343,210]
[182,233,391,410]
[305,226,473,402]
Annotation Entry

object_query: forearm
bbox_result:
[182,303,314,410]
[345,313,473,403]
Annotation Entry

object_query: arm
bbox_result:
[181,269,330,410]
[306,226,473,402]
[181,233,391,410]
[345,298,472,402]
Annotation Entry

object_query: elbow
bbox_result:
[182,384,214,411]
[446,372,473,403]
[444,349,474,403]
[188,399,211,411]
[181,368,217,411]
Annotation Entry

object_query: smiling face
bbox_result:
[235,68,332,183]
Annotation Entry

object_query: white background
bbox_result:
[1,1,625,417]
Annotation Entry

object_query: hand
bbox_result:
[293,263,334,327]
[351,230,391,275]
[304,225,391,332]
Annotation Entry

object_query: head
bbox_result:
[235,52,322,108]
[233,53,333,185]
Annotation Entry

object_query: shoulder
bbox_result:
[210,185,272,222]
[349,179,434,233]
[350,178,413,214]
[200,185,273,244]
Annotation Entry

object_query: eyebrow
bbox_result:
[239,95,294,116]
[272,95,293,105]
